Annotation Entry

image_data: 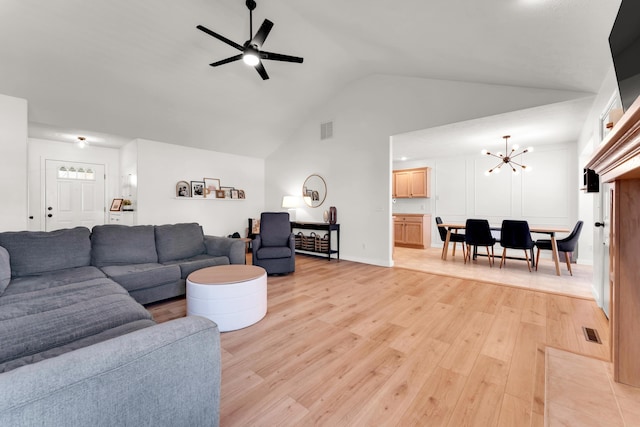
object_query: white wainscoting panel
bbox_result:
[474,156,512,217]
[435,158,466,216]
[521,148,569,220]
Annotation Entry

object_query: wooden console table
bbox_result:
[290,221,340,260]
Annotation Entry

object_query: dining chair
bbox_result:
[535,221,583,276]
[499,220,535,272]
[435,216,465,259]
[464,219,496,267]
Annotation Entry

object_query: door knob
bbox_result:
[47,207,53,211]
[47,214,53,218]
[595,222,605,227]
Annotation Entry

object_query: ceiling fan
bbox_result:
[197,0,304,80]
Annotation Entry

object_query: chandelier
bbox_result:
[481,135,533,175]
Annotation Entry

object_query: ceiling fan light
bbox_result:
[243,47,260,66]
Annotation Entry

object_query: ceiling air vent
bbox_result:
[320,121,333,140]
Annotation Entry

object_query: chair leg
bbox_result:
[441,244,446,259]
[499,248,506,269]
[524,250,531,272]
[464,244,469,264]
[535,248,540,271]
[565,252,573,276]
[486,246,493,267]
[452,242,457,257]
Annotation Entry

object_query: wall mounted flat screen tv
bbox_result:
[609,0,640,112]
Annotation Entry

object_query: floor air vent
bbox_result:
[582,326,602,344]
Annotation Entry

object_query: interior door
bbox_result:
[595,182,612,318]
[45,160,106,231]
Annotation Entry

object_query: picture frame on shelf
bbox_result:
[191,181,205,198]
[203,178,221,198]
[110,198,123,212]
[237,189,245,199]
[176,180,190,197]
[231,189,239,199]
[221,186,234,199]
[215,189,225,198]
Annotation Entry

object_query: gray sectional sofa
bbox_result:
[0,222,245,426]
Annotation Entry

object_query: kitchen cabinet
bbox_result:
[392,167,430,198]
[394,214,431,248]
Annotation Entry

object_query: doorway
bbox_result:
[594,182,612,318]
[44,159,106,231]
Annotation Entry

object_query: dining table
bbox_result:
[437,223,570,276]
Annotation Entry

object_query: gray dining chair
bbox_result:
[499,220,535,272]
[535,221,583,276]
[435,216,465,259]
[464,219,496,267]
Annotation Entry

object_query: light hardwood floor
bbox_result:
[147,252,614,426]
[393,246,593,299]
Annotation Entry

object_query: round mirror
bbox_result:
[302,174,327,208]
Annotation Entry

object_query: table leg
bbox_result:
[442,229,452,260]
[550,234,561,276]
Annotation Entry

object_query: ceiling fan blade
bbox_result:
[251,19,273,47]
[255,61,269,80]
[196,25,244,51]
[260,50,304,63]
[209,54,243,67]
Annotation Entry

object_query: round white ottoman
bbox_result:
[186,265,267,332]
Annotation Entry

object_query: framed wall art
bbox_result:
[203,178,221,198]
[191,181,205,198]
[176,180,190,197]
[215,189,225,198]
[221,186,234,199]
[110,198,123,211]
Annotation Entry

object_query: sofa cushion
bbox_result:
[164,254,230,279]
[0,277,153,371]
[1,266,106,297]
[100,263,181,292]
[0,246,10,296]
[255,246,292,260]
[259,212,291,247]
[0,227,91,278]
[154,223,206,263]
[91,225,158,267]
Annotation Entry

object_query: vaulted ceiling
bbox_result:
[0,0,622,158]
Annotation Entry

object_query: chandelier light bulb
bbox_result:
[527,146,534,153]
[481,149,488,155]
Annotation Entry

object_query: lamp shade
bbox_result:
[282,196,300,208]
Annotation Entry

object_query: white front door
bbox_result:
[45,160,106,231]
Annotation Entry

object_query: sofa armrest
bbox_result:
[0,316,221,427]
[204,235,245,265]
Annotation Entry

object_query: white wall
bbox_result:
[0,94,28,231]
[266,74,594,266]
[27,138,122,230]
[135,139,265,237]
